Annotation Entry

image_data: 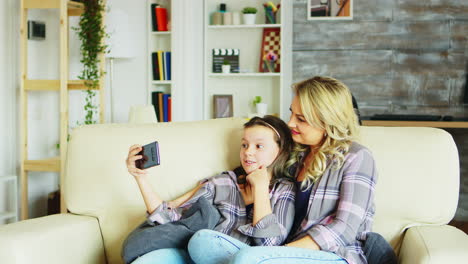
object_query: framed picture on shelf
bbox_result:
[259,28,281,73]
[307,0,353,20]
[213,95,233,118]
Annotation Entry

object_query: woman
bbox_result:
[123,116,296,264]
[188,76,378,264]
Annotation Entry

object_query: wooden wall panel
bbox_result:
[294,21,450,51]
[293,50,392,80]
[392,51,466,78]
[394,0,468,21]
[450,77,468,105]
[451,21,468,50]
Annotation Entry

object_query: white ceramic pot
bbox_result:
[222,65,231,74]
[256,103,267,116]
[243,13,256,25]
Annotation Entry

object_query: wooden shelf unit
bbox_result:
[19,0,105,220]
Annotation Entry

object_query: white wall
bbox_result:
[0,0,17,224]
[0,0,204,221]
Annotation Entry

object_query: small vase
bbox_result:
[265,10,276,24]
[243,13,256,25]
[256,103,267,116]
[222,65,231,74]
[263,60,275,72]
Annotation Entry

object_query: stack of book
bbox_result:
[151,51,171,81]
[151,91,171,122]
[150,3,168,31]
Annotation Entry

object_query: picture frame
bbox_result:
[307,0,353,20]
[213,95,233,118]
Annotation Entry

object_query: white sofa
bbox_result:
[1,118,467,264]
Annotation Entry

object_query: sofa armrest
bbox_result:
[0,214,106,264]
[399,225,468,264]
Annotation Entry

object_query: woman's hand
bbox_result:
[126,144,147,179]
[246,166,270,191]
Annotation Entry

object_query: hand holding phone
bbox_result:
[135,141,161,169]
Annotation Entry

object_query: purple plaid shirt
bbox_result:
[148,170,296,246]
[288,142,377,264]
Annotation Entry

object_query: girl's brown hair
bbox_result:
[244,115,294,181]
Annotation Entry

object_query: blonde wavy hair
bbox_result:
[286,76,360,189]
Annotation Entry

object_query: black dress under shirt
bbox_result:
[291,180,312,234]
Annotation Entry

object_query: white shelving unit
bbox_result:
[147,0,173,120]
[203,0,292,120]
[0,175,18,224]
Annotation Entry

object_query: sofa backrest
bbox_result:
[65,119,459,263]
[358,126,459,250]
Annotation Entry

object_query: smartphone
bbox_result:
[135,141,160,169]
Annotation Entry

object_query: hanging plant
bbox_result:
[74,0,108,125]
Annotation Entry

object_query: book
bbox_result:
[212,48,240,73]
[150,3,159,31]
[165,51,171,80]
[151,52,160,80]
[163,94,170,122]
[155,6,168,31]
[151,91,162,121]
[158,92,164,122]
[157,50,164,81]
[162,51,166,81]
[168,96,172,121]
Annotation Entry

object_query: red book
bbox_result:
[155,7,168,31]
[168,96,172,122]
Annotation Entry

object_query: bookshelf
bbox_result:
[203,0,292,120]
[147,0,172,122]
[19,0,105,219]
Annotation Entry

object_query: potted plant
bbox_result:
[252,95,267,116]
[222,59,231,74]
[242,7,257,25]
[74,0,108,125]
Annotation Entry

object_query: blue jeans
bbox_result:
[131,248,194,264]
[187,229,347,264]
[188,229,250,264]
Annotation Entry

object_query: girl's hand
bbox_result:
[238,179,254,205]
[246,166,270,190]
[126,144,147,179]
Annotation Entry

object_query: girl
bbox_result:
[188,76,378,264]
[124,115,296,264]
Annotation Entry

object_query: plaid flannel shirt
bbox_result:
[149,170,296,246]
[288,142,377,264]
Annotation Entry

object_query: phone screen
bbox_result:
[135,141,160,169]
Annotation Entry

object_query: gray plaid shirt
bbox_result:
[149,170,296,246]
